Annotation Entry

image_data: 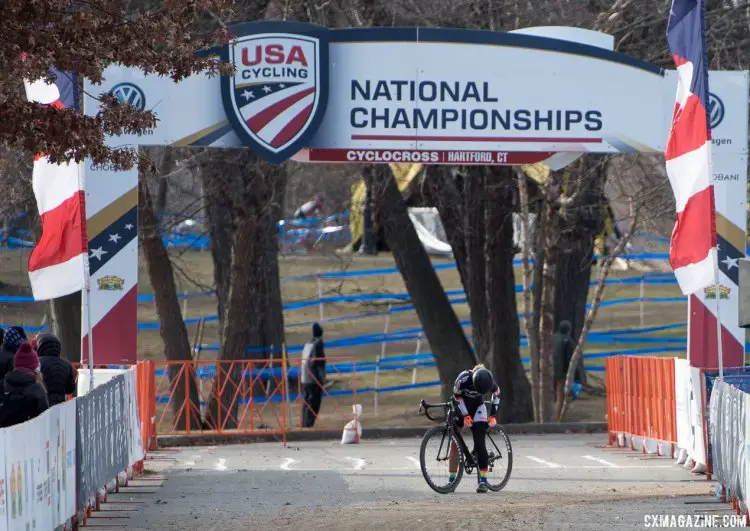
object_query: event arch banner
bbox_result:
[81,21,748,366]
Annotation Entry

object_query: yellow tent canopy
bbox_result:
[349,163,423,246]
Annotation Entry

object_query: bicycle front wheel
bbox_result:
[419,424,464,494]
[485,426,513,492]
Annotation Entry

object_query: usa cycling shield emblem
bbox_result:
[221,21,329,163]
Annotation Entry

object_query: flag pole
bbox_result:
[78,160,95,393]
[715,253,724,378]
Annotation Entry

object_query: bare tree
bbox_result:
[366,164,478,398]
[139,158,200,430]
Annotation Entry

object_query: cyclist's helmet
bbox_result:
[472,366,494,395]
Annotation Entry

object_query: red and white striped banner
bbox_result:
[23,74,88,301]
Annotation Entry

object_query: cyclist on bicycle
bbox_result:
[449,364,500,493]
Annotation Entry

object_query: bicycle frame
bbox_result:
[418,398,513,493]
[418,399,485,470]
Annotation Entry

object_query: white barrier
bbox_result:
[674,359,691,464]
[672,360,709,473]
[709,378,750,519]
[0,400,77,531]
[76,368,127,396]
[125,367,145,465]
[0,365,147,530]
[686,366,709,473]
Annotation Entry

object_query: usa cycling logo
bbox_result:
[708,92,725,130]
[111,82,146,111]
[221,21,329,164]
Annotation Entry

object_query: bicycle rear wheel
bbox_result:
[485,426,513,492]
[419,424,464,494]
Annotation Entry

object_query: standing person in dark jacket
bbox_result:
[301,323,326,428]
[0,326,26,382]
[0,342,49,427]
[554,320,575,420]
[36,333,76,406]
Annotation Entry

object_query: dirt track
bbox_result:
[84,434,744,531]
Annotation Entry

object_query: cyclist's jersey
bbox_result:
[453,370,501,421]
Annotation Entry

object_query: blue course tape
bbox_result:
[153,344,680,382]
[152,363,612,403]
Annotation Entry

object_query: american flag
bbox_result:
[24,68,88,300]
[665,0,716,295]
[234,81,315,150]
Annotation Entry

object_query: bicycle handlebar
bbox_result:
[418,398,497,423]
[418,399,454,422]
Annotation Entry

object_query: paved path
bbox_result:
[85,434,745,530]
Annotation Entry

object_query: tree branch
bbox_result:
[558,197,639,421]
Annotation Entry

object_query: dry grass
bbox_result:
[0,248,691,427]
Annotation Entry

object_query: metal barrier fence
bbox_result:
[150,357,358,444]
[606,355,677,454]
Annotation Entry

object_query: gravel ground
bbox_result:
[85,435,744,531]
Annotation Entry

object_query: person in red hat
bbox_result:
[0,342,49,427]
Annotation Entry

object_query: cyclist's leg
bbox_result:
[448,399,467,482]
[471,404,489,484]
[448,439,459,482]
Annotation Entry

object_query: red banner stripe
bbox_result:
[28,191,87,272]
[671,53,689,67]
[81,285,138,365]
[688,295,745,369]
[246,87,315,134]
[270,103,313,148]
[669,185,716,270]
[666,94,709,161]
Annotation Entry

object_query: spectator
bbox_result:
[37,333,76,406]
[0,326,26,382]
[0,342,49,427]
[294,193,326,220]
[554,320,575,420]
[301,322,326,428]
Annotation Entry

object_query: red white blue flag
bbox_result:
[24,68,88,300]
[666,0,717,295]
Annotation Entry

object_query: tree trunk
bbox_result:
[554,242,594,385]
[484,168,533,423]
[553,157,607,385]
[365,165,476,399]
[463,172,489,361]
[48,292,82,363]
[206,151,286,430]
[538,172,563,422]
[139,179,200,431]
[559,200,635,420]
[155,177,169,215]
[516,170,540,423]
[258,170,286,350]
[421,168,469,291]
[201,162,235,342]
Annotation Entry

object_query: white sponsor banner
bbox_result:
[126,367,145,464]
[674,359,691,454]
[687,366,708,468]
[2,403,76,531]
[77,368,126,396]
[687,72,749,367]
[83,27,747,157]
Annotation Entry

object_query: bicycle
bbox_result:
[417,399,513,494]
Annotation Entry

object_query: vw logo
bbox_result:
[708,92,725,130]
[110,82,146,111]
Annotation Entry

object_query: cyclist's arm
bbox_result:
[453,371,472,417]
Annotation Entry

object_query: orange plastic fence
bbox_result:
[135,360,157,451]
[149,357,358,443]
[606,355,676,451]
